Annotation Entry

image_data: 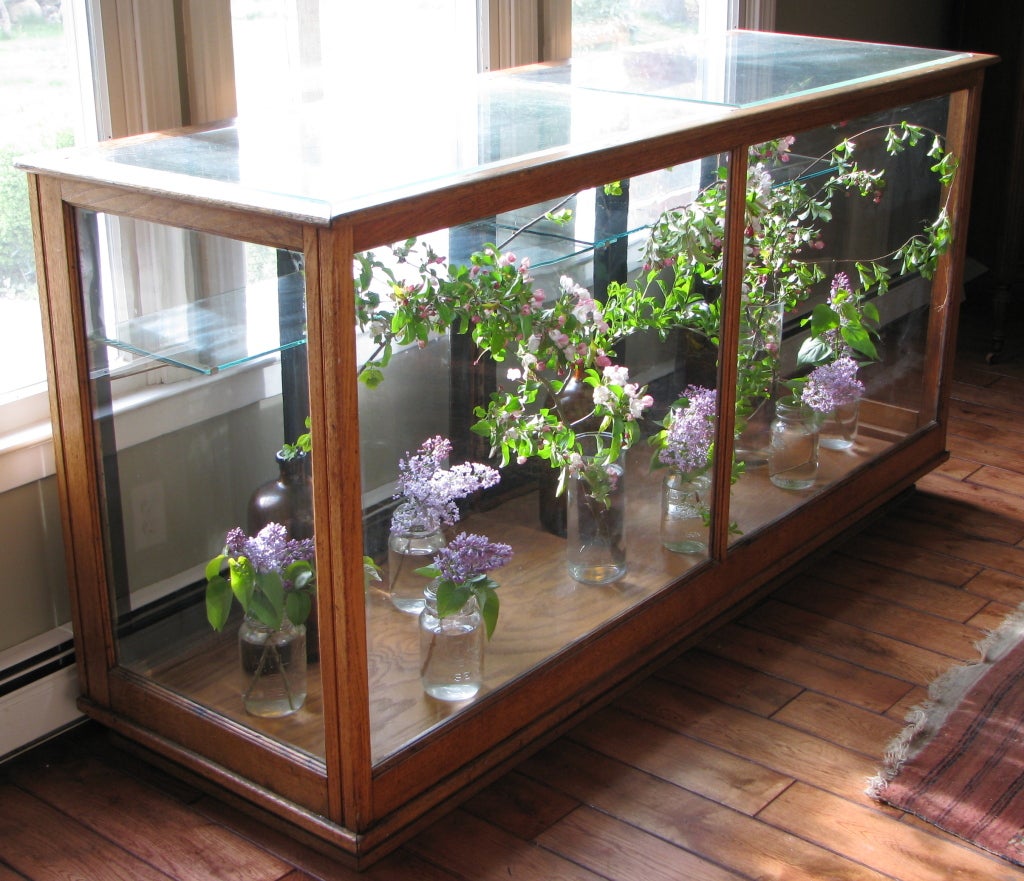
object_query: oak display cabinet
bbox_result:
[21,32,992,867]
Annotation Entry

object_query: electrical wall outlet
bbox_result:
[130,479,167,550]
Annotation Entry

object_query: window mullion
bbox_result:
[179,0,237,123]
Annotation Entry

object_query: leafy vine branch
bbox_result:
[320,121,956,484]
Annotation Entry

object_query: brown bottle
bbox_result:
[247,451,314,540]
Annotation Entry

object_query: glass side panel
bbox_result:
[723,98,951,540]
[79,211,324,759]
[18,32,966,224]
[357,158,721,763]
[357,94,955,762]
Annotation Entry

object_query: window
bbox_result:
[572,0,731,54]
[0,0,92,429]
[230,1,479,116]
[2,0,753,488]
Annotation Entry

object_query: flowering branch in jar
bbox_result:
[415,532,513,640]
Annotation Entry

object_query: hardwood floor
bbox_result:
[3,289,1024,881]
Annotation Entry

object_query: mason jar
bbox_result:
[768,397,820,490]
[388,502,446,614]
[419,580,484,701]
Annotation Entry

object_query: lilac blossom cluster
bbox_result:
[224,522,314,574]
[394,436,500,529]
[824,271,854,354]
[433,532,514,586]
[801,357,865,412]
[828,271,852,308]
[658,385,718,474]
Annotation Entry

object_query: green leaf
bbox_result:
[249,592,282,629]
[205,553,227,582]
[260,570,286,618]
[797,335,832,366]
[808,303,840,336]
[360,364,385,388]
[476,586,500,639]
[436,581,472,618]
[285,560,315,592]
[229,557,255,611]
[205,575,232,631]
[841,326,879,361]
[545,208,574,225]
[285,590,312,627]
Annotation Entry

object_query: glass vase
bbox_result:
[538,368,599,537]
[419,580,484,701]
[735,298,783,467]
[769,397,820,490]
[735,394,775,469]
[238,615,307,717]
[566,432,627,584]
[661,469,711,555]
[388,502,446,614]
[819,396,861,450]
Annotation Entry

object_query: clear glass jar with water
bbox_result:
[661,469,711,555]
[566,432,627,584]
[388,502,446,614]
[418,580,484,701]
[238,616,308,717]
[768,397,820,490]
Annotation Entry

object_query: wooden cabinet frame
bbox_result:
[23,35,993,867]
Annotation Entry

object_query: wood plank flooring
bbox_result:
[3,289,1024,880]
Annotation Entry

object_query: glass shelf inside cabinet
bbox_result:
[78,208,308,377]
[91,281,307,376]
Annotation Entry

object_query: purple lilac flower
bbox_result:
[823,272,854,354]
[224,522,314,574]
[801,357,865,412]
[434,532,513,585]
[394,436,500,529]
[659,385,717,474]
[828,272,852,306]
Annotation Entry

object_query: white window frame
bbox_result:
[0,0,236,493]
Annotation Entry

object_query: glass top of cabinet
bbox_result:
[19,31,970,225]
[513,30,966,103]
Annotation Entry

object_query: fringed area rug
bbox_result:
[868,608,1024,866]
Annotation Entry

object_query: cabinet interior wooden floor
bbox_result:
[2,286,1023,881]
